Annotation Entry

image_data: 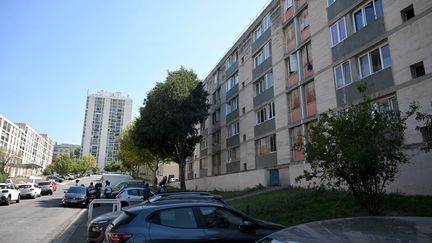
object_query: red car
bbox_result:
[50,181,57,191]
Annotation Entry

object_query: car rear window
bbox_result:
[112,212,136,228]
[0,185,7,189]
[19,185,32,189]
[67,187,86,194]
[38,182,51,186]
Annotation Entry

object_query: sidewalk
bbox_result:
[54,204,114,243]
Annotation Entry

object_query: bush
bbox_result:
[0,171,9,183]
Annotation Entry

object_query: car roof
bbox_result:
[259,217,432,243]
[124,200,231,216]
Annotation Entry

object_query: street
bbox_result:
[0,176,99,243]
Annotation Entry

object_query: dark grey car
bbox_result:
[61,186,88,207]
[88,192,226,243]
[256,216,432,243]
[105,201,285,243]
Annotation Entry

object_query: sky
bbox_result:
[0,0,269,145]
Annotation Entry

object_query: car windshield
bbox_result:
[67,187,86,194]
[19,185,32,189]
[38,182,50,186]
[0,184,7,189]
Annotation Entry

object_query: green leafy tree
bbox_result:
[134,67,209,190]
[104,161,128,173]
[409,103,432,152]
[51,154,74,175]
[43,164,55,176]
[73,155,97,174]
[296,92,415,215]
[118,122,167,179]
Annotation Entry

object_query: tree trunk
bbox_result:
[179,159,186,191]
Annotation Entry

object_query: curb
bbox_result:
[52,209,87,243]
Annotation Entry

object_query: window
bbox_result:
[302,43,313,69]
[256,134,277,156]
[287,54,298,74]
[226,73,239,92]
[212,88,221,104]
[401,4,415,22]
[254,72,273,96]
[226,96,238,114]
[253,13,271,42]
[212,130,221,145]
[200,137,207,149]
[212,109,220,124]
[410,61,425,78]
[299,8,309,31]
[284,0,293,10]
[228,146,240,162]
[290,126,304,160]
[304,82,317,116]
[353,0,383,31]
[157,208,197,228]
[256,102,275,125]
[199,207,244,229]
[330,18,347,46]
[327,0,335,7]
[334,61,352,88]
[225,51,238,70]
[227,122,239,137]
[285,23,295,44]
[254,42,271,68]
[359,44,391,78]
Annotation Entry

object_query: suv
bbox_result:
[87,192,224,243]
[0,183,21,205]
[38,181,54,195]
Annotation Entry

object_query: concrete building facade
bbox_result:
[0,114,54,177]
[81,91,133,170]
[186,0,432,195]
[53,143,80,157]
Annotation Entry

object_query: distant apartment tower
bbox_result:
[0,114,54,177]
[81,91,133,170]
[187,0,432,195]
[53,143,80,157]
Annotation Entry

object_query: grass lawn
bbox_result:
[226,187,432,227]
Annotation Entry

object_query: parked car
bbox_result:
[46,175,64,183]
[115,187,149,207]
[61,186,89,207]
[88,192,225,243]
[18,183,41,199]
[256,217,432,243]
[105,201,284,243]
[0,183,21,205]
[38,181,54,195]
[50,181,57,191]
[111,180,147,199]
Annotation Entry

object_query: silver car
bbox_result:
[115,187,146,207]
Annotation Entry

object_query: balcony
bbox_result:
[283,7,294,23]
[287,39,295,53]
[255,152,277,169]
[300,26,310,43]
[290,108,302,123]
[303,63,314,79]
[226,161,240,173]
[288,72,298,87]
[254,119,276,138]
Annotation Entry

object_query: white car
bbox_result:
[0,183,21,205]
[115,187,146,207]
[18,183,42,199]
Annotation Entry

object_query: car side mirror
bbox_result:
[239,221,256,233]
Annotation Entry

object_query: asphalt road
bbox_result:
[0,175,101,243]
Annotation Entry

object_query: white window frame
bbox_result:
[256,134,277,156]
[284,0,293,10]
[228,122,240,137]
[253,13,271,42]
[358,44,391,78]
[254,72,273,96]
[253,42,271,68]
[330,17,347,47]
[226,96,239,115]
[288,54,298,74]
[228,146,240,162]
[352,0,383,32]
[256,101,276,125]
[327,0,336,7]
[334,61,352,89]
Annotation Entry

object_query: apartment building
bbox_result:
[186,0,432,195]
[0,114,55,177]
[53,143,80,157]
[81,91,133,170]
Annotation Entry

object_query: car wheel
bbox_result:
[32,193,37,199]
[50,191,53,195]
[6,196,11,205]
[16,195,20,203]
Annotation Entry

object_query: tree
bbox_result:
[104,161,127,173]
[296,92,414,215]
[0,147,19,174]
[409,103,432,152]
[134,67,210,190]
[119,121,170,181]
[74,155,97,174]
[51,154,74,175]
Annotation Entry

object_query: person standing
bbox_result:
[104,181,112,199]
[75,179,80,186]
[142,183,151,202]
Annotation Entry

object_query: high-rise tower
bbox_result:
[81,91,132,170]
